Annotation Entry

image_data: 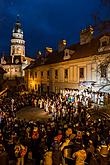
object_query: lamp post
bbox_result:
[11,98,14,112]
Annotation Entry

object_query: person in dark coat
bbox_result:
[97,144,109,165]
[31,127,41,165]
[52,137,62,165]
[0,144,9,165]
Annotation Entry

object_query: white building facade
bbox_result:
[24,27,110,93]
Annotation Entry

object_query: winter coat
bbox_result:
[0,152,9,165]
[73,149,87,165]
[86,144,95,164]
[43,151,52,165]
[60,139,70,158]
[52,150,62,165]
[97,154,109,165]
[31,138,40,159]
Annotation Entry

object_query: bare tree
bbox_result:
[92,0,110,33]
[101,0,110,6]
[92,55,110,92]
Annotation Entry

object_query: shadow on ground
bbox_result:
[16,106,50,121]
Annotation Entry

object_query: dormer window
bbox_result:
[64,49,75,60]
[64,49,70,60]
[65,52,68,56]
[98,35,110,52]
[102,41,107,47]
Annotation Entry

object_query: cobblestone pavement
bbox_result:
[16,106,50,121]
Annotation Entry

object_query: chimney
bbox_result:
[44,47,53,57]
[36,50,42,60]
[58,40,67,52]
[80,25,94,45]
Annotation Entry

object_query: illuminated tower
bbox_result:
[10,17,25,64]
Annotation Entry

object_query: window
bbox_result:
[30,84,32,88]
[35,72,37,78]
[64,69,68,79]
[15,68,18,72]
[99,36,110,48]
[102,41,107,47]
[55,70,58,79]
[47,70,49,79]
[41,71,43,78]
[12,48,15,55]
[63,49,72,60]
[100,65,107,78]
[79,68,84,78]
[30,71,33,78]
[66,52,68,56]
[35,84,37,90]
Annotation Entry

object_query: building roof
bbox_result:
[13,18,23,34]
[24,32,110,70]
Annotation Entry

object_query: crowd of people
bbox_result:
[0,89,110,165]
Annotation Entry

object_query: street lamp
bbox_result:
[11,98,14,112]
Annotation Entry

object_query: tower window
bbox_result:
[12,49,15,55]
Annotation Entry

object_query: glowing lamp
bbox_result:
[63,40,67,45]
[46,47,53,53]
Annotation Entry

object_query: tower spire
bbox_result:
[10,17,25,63]
[17,14,20,21]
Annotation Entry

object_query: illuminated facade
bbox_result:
[0,17,34,79]
[24,26,110,93]
[10,18,25,64]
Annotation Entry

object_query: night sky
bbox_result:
[0,0,109,58]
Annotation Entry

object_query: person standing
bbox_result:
[0,144,9,165]
[14,139,27,165]
[72,145,87,165]
[31,127,41,165]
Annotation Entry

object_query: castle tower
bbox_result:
[10,16,25,64]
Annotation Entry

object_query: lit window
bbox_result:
[55,70,58,79]
[79,68,84,78]
[64,69,68,79]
